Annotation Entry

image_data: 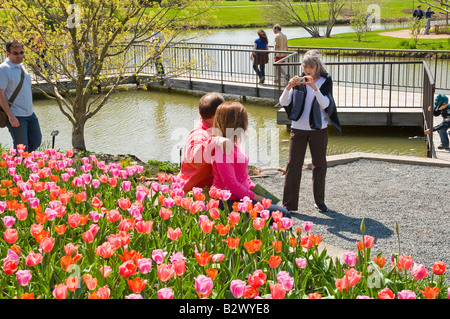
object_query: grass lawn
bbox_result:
[288,27,450,51]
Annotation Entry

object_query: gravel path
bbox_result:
[254,159,450,273]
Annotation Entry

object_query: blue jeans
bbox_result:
[437,126,450,146]
[253,64,265,79]
[6,112,42,152]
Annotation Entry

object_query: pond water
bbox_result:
[0,88,427,167]
[0,25,429,166]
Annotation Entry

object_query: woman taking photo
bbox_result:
[211,101,291,219]
[251,29,269,84]
[279,50,340,214]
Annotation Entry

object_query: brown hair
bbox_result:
[199,92,224,119]
[6,40,23,53]
[257,29,268,44]
[213,101,248,142]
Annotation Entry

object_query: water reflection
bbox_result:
[0,89,427,167]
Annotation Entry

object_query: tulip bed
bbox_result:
[0,146,449,299]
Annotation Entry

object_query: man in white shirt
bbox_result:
[0,40,42,152]
[273,24,289,84]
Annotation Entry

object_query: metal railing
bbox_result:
[184,43,450,93]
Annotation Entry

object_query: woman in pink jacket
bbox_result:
[211,101,291,219]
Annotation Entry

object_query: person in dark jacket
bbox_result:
[413,5,424,19]
[279,50,340,213]
[425,94,450,150]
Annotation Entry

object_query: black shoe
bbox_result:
[437,144,450,150]
[314,203,329,213]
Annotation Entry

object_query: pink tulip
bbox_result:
[343,252,358,267]
[345,268,361,287]
[25,251,43,267]
[53,284,68,299]
[157,263,175,282]
[163,197,174,208]
[280,217,292,230]
[302,221,313,233]
[212,254,225,263]
[295,258,307,269]
[411,263,428,281]
[0,201,6,213]
[253,218,265,230]
[277,271,294,290]
[270,283,286,299]
[137,258,152,274]
[260,210,270,220]
[158,288,174,299]
[398,290,417,299]
[16,270,32,286]
[122,181,131,192]
[28,197,39,209]
[364,235,375,248]
[125,294,143,299]
[194,275,213,298]
[100,265,112,278]
[40,237,55,253]
[152,249,167,264]
[2,216,16,228]
[230,279,246,298]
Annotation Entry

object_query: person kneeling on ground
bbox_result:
[210,100,291,219]
[178,92,225,193]
[425,94,450,150]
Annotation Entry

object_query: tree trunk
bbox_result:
[72,120,87,151]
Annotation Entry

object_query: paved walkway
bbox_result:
[379,29,450,39]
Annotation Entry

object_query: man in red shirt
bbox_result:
[178,92,225,192]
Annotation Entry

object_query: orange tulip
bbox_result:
[310,234,323,246]
[266,255,282,268]
[244,285,259,299]
[21,293,35,299]
[55,224,67,235]
[10,244,21,256]
[419,286,440,299]
[289,237,297,248]
[224,237,240,249]
[374,256,386,269]
[127,277,147,293]
[244,239,262,254]
[206,268,218,280]
[214,224,230,236]
[195,251,211,266]
[272,241,282,253]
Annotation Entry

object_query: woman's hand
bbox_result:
[286,75,301,90]
[303,75,318,92]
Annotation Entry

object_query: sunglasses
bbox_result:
[11,51,24,55]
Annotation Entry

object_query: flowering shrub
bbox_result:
[0,146,449,299]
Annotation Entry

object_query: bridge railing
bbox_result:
[183,43,449,94]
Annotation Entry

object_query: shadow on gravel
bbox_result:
[292,209,394,245]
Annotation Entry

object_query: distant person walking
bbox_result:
[0,40,42,152]
[273,24,289,84]
[251,29,269,84]
[413,5,424,20]
[424,7,435,35]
